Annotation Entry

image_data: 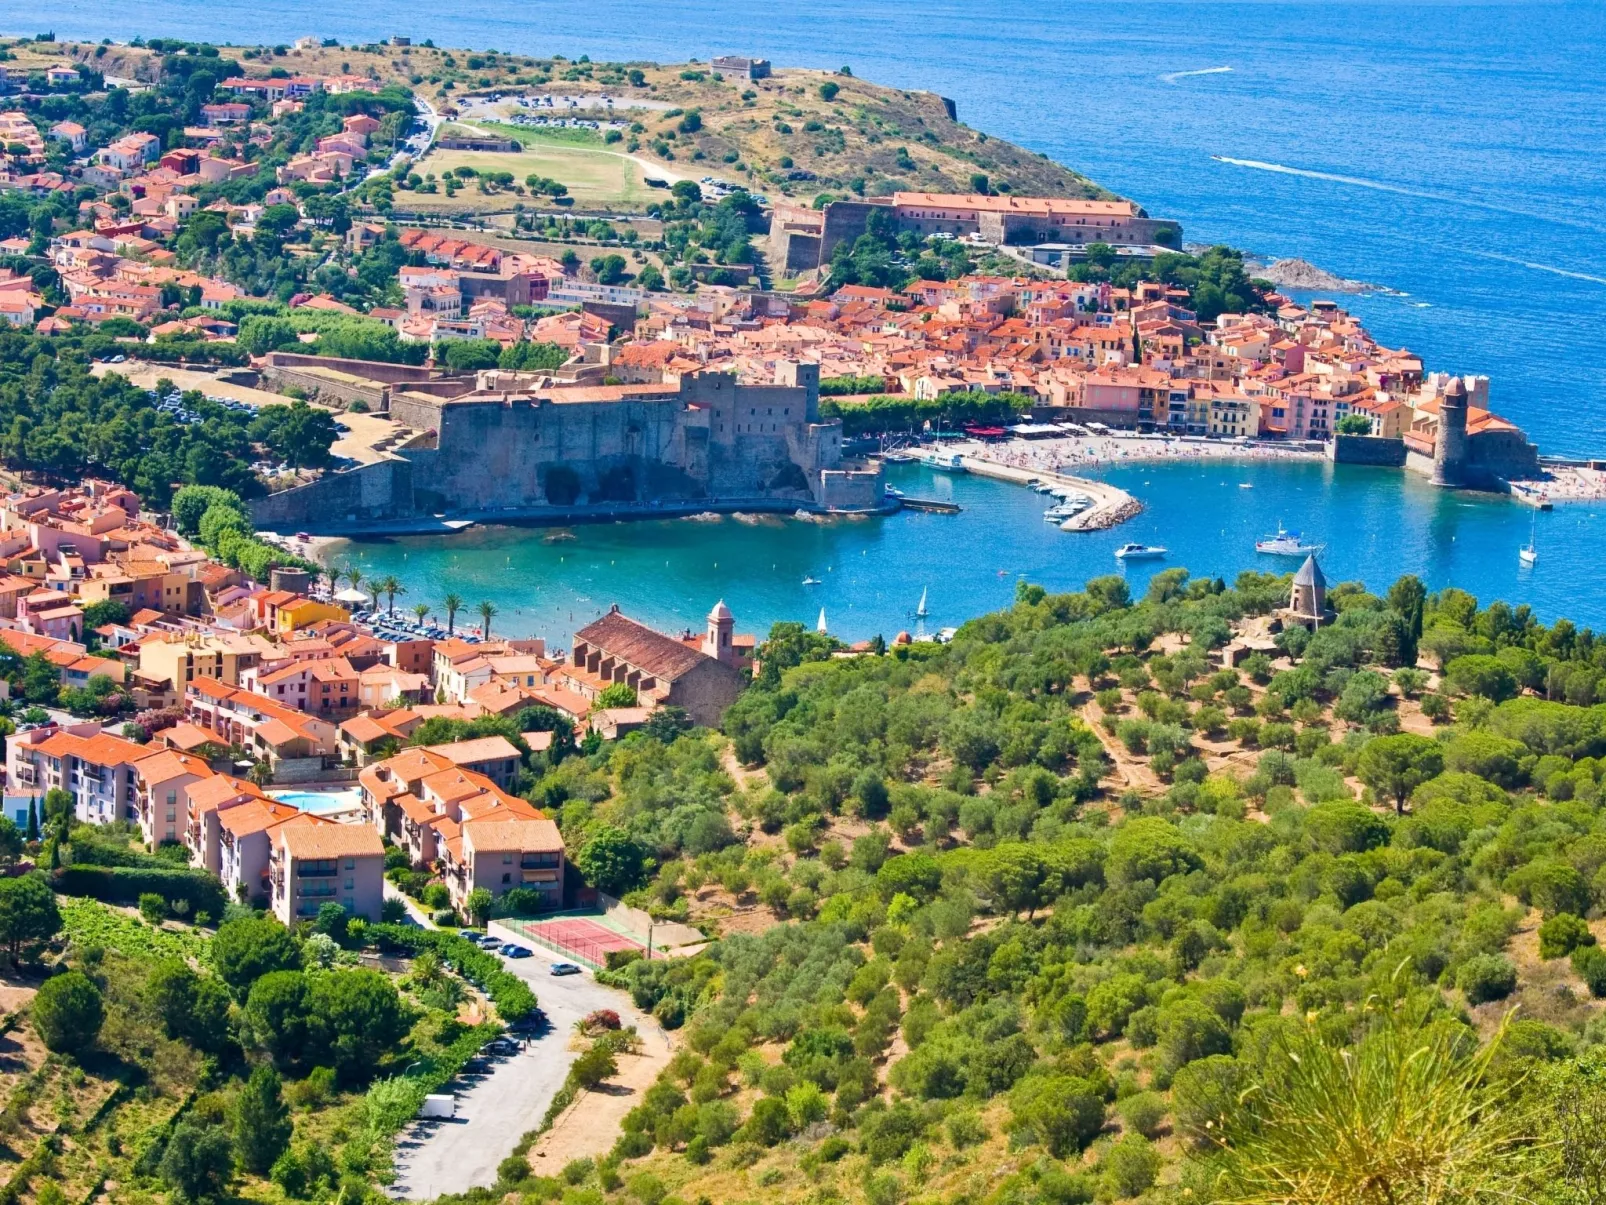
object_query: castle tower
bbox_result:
[1431,377,1469,487]
[1290,554,1327,624]
[703,599,735,664]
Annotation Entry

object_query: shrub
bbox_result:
[1572,945,1606,998]
[1538,913,1595,960]
[55,863,226,920]
[1101,1133,1162,1199]
[1117,1090,1167,1139]
[1457,954,1517,1005]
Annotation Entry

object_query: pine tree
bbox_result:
[234,1064,292,1175]
[25,800,37,843]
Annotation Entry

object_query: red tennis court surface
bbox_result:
[510,916,646,968]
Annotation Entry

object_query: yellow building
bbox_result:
[138,633,272,692]
[276,599,349,635]
[1209,393,1260,439]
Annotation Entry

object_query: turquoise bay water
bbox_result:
[325,461,1606,644]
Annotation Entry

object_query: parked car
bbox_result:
[549,962,582,976]
[499,943,533,958]
[475,934,503,948]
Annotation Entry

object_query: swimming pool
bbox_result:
[268,788,363,815]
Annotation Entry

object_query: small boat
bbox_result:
[917,450,968,473]
[1239,483,1253,489]
[1044,502,1087,522]
[1033,482,1058,494]
[802,575,821,586]
[1255,524,1325,556]
[884,484,905,499]
[1519,514,1538,566]
[1114,543,1167,560]
[916,587,929,618]
[816,607,828,633]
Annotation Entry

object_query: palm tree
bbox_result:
[476,600,498,640]
[345,567,363,601]
[376,574,404,615]
[412,602,430,627]
[442,592,463,635]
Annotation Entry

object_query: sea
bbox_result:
[15,0,1606,636]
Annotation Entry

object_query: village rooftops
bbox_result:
[574,605,713,682]
[463,816,563,853]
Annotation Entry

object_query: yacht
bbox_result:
[883,484,905,499]
[802,575,821,586]
[1256,524,1325,556]
[917,450,968,473]
[1044,500,1089,522]
[1115,543,1167,560]
[1520,514,1538,566]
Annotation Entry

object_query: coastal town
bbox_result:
[0,29,1605,1205]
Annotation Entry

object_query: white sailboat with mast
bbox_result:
[916,587,929,618]
[1520,513,1538,566]
[817,607,828,634]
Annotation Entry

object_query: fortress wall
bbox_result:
[249,459,413,528]
[1329,434,1407,467]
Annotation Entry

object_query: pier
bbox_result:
[899,497,963,514]
[949,446,1142,531]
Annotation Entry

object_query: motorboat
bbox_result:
[884,484,905,498]
[917,450,968,473]
[1044,501,1089,522]
[1255,524,1324,556]
[802,575,821,586]
[1114,543,1167,560]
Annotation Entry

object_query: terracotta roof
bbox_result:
[573,606,712,681]
[133,748,210,784]
[425,735,520,765]
[277,822,384,860]
[464,816,564,854]
[188,774,267,813]
[220,799,304,838]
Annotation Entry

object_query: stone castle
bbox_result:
[249,360,883,530]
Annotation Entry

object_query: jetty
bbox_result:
[952,446,1141,531]
[899,497,963,514]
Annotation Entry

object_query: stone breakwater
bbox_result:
[950,448,1142,531]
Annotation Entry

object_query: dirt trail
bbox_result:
[526,1023,674,1168]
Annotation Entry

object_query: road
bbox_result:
[387,925,662,1201]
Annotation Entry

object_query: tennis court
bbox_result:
[507,915,647,969]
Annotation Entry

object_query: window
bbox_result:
[502,872,512,884]
[503,853,513,864]
[344,858,355,869]
[345,878,354,890]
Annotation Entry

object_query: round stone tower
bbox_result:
[1431,377,1469,487]
[1290,554,1328,624]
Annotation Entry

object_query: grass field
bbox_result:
[409,121,650,212]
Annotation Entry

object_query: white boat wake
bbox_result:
[1210,156,1606,234]
[1160,66,1232,85]
[1456,247,1606,287]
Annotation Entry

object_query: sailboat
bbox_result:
[1519,514,1538,566]
[916,587,929,618]
[816,607,828,634]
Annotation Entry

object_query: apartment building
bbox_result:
[269,821,384,924]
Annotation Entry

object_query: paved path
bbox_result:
[387,925,663,1200]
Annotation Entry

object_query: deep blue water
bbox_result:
[14,0,1606,632]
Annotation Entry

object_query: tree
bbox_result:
[307,967,410,1081]
[234,1064,293,1175]
[466,887,493,926]
[1357,733,1444,814]
[413,602,430,626]
[211,915,301,994]
[1334,413,1374,435]
[243,970,312,1068]
[31,969,103,1054]
[313,901,349,943]
[147,961,232,1053]
[0,872,60,961]
[1007,1073,1104,1158]
[570,1043,619,1089]
[161,1120,234,1204]
[574,826,648,895]
[596,682,638,709]
[375,574,404,615]
[477,599,498,639]
[443,592,463,635]
[0,818,23,865]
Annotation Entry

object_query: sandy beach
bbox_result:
[957,432,1325,475]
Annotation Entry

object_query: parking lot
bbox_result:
[386,935,663,1200]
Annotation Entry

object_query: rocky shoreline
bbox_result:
[1246,256,1374,293]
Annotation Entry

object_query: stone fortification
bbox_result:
[249,361,881,530]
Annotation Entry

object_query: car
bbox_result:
[475,934,503,948]
[499,943,533,958]
[549,962,582,976]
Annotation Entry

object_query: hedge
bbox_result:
[53,865,227,920]
[367,923,538,1021]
